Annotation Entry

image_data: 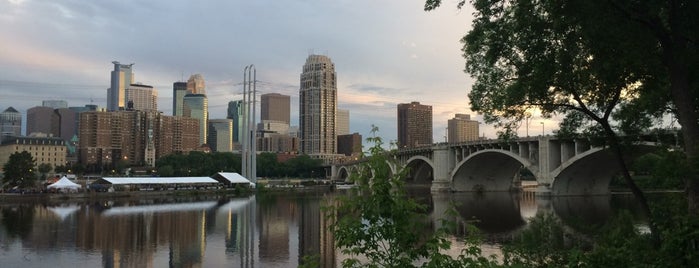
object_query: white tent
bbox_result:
[47,176,82,192]
[213,172,255,188]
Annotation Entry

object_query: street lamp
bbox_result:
[540,121,545,136]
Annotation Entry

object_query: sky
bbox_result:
[0,0,557,144]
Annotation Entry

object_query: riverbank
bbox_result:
[0,184,333,203]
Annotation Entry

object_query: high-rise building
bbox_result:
[208,119,233,152]
[107,61,135,111]
[78,110,199,169]
[26,106,56,136]
[227,100,243,145]
[173,82,188,116]
[337,133,362,157]
[261,93,290,124]
[448,114,479,142]
[187,74,206,95]
[337,109,349,135]
[0,107,22,138]
[397,101,433,148]
[42,100,68,109]
[125,83,158,112]
[183,94,208,145]
[54,108,77,141]
[299,54,337,155]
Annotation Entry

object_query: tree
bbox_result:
[328,126,499,267]
[427,0,664,244]
[37,163,52,180]
[426,0,699,211]
[2,151,37,189]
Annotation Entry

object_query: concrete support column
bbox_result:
[431,193,453,231]
[431,145,451,192]
[330,165,338,181]
[536,137,553,196]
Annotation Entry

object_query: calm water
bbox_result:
[0,190,643,267]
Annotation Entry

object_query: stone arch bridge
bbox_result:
[331,136,669,196]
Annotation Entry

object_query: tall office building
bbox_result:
[261,93,290,124]
[397,101,433,148]
[448,114,479,142]
[26,106,56,136]
[227,100,243,144]
[187,74,206,94]
[125,84,158,112]
[173,82,188,116]
[337,133,362,157]
[183,94,208,145]
[208,119,233,152]
[299,54,337,155]
[337,109,349,135]
[0,107,22,138]
[107,61,135,111]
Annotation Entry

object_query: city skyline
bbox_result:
[0,0,557,144]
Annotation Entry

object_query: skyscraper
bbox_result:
[397,101,433,148]
[184,93,208,145]
[261,93,290,124]
[125,83,158,112]
[299,54,337,155]
[26,106,56,136]
[336,109,349,135]
[227,100,243,144]
[448,114,479,142]
[173,82,188,116]
[208,119,233,152]
[0,107,22,138]
[187,74,206,94]
[107,61,135,111]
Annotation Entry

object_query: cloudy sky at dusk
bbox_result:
[0,0,554,143]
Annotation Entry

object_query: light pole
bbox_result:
[540,121,545,136]
[525,112,532,137]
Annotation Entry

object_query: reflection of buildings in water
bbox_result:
[217,197,256,268]
[298,194,336,268]
[71,201,215,268]
[257,196,292,261]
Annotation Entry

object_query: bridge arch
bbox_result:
[451,149,534,192]
[337,166,351,182]
[551,144,659,195]
[404,156,435,184]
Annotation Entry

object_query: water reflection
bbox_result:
[0,191,648,267]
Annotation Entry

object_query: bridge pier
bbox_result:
[431,145,452,192]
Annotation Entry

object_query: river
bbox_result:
[0,189,645,267]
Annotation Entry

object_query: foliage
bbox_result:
[37,163,52,179]
[502,195,699,267]
[155,151,322,178]
[328,126,499,267]
[2,151,37,189]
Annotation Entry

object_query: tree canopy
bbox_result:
[2,151,37,189]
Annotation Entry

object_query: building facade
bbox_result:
[397,101,433,148]
[227,100,243,145]
[448,114,480,142]
[42,100,68,109]
[125,84,158,112]
[0,107,22,138]
[187,74,206,95]
[337,133,362,157]
[208,119,233,152]
[26,106,56,136]
[107,61,135,111]
[183,94,208,146]
[299,54,337,156]
[261,93,291,124]
[0,136,66,174]
[78,111,199,170]
[336,109,349,135]
[173,82,188,116]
